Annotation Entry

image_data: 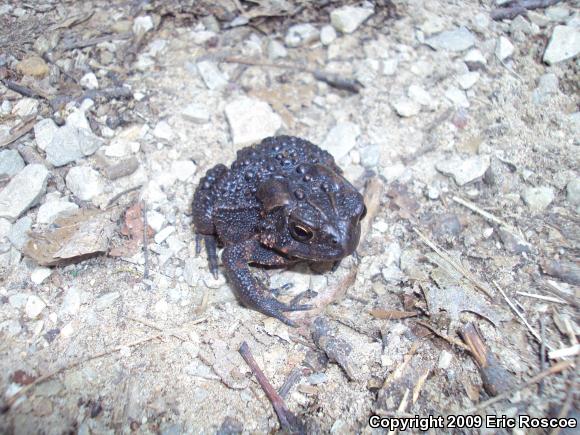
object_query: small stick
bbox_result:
[463,360,573,413]
[2,79,48,99]
[539,318,546,396]
[493,280,553,350]
[414,228,494,298]
[142,200,150,287]
[222,56,362,93]
[0,116,36,148]
[460,323,513,396]
[516,291,567,304]
[61,32,131,50]
[239,342,305,434]
[415,321,471,352]
[491,0,562,21]
[105,185,142,208]
[549,357,579,435]
[278,367,302,399]
[548,345,580,360]
[451,196,515,231]
[127,316,188,341]
[541,280,580,308]
[1,332,173,413]
[388,389,410,435]
[412,369,430,404]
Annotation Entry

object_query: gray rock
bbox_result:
[181,103,210,123]
[510,15,533,35]
[464,49,487,69]
[37,200,79,224]
[392,98,421,117]
[79,72,98,89]
[61,287,81,316]
[426,27,476,52]
[65,166,104,201]
[382,58,398,75]
[0,149,25,177]
[521,186,555,211]
[532,73,559,105]
[153,120,174,140]
[0,164,49,221]
[360,144,381,168]
[408,85,435,108]
[96,291,120,310]
[495,36,515,61]
[566,179,580,205]
[457,71,480,90]
[330,5,374,34]
[308,373,329,385]
[196,60,228,90]
[8,215,31,250]
[44,112,104,167]
[25,295,46,318]
[543,25,580,65]
[267,39,288,59]
[34,118,58,151]
[320,25,337,45]
[31,267,51,284]
[436,155,490,185]
[171,160,197,182]
[133,15,154,35]
[445,86,469,108]
[320,122,361,160]
[285,23,319,48]
[225,97,282,148]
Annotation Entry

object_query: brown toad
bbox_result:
[193,136,366,326]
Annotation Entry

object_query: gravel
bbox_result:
[0,164,49,221]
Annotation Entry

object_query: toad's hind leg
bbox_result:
[193,164,228,277]
[222,240,311,327]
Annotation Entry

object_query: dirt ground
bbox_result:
[0,0,578,434]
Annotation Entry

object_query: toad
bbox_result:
[193,136,366,326]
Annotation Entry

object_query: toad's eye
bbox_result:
[289,223,314,242]
[359,204,367,220]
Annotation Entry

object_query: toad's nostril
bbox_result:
[331,236,339,245]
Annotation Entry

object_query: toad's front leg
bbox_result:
[222,240,311,326]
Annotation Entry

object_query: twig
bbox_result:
[414,228,494,298]
[142,200,150,286]
[239,342,305,434]
[516,291,566,304]
[539,318,546,395]
[549,357,579,435]
[460,323,514,396]
[2,79,48,99]
[548,345,580,360]
[222,56,362,93]
[540,280,579,308]
[0,116,36,148]
[416,321,471,352]
[105,185,142,208]
[278,367,302,399]
[451,196,515,231]
[464,360,573,413]
[388,389,410,435]
[491,0,562,21]
[493,280,553,350]
[61,32,131,50]
[1,332,174,413]
[127,316,187,341]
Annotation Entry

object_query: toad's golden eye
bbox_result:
[289,223,314,242]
